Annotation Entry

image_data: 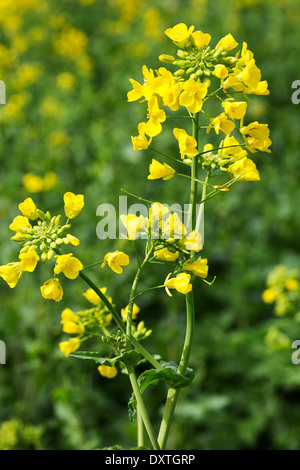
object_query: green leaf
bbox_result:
[69,350,141,367]
[128,361,194,421]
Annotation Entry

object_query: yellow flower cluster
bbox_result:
[128,23,271,182]
[0,193,84,302]
[262,265,300,317]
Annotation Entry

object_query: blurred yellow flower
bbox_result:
[57,72,76,90]
[229,157,260,182]
[262,287,277,304]
[121,304,140,322]
[98,363,118,379]
[59,338,81,357]
[83,287,107,306]
[285,278,299,291]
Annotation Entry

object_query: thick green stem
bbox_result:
[157,113,200,449]
[157,291,195,449]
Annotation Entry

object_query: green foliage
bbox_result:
[1,0,300,451]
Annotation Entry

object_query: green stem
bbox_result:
[157,113,199,449]
[157,291,195,449]
[137,406,144,448]
[78,270,162,370]
[127,364,160,450]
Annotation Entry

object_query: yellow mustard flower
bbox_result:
[127,78,144,102]
[83,287,107,305]
[131,122,152,151]
[165,23,194,47]
[179,79,207,114]
[183,258,209,278]
[162,82,181,111]
[61,308,80,324]
[285,278,299,291]
[0,262,22,288]
[59,337,81,357]
[66,234,80,246]
[148,159,175,181]
[192,30,211,49]
[40,278,63,302]
[120,214,147,240]
[218,135,247,160]
[121,304,140,322]
[19,248,39,272]
[145,96,166,137]
[101,250,129,274]
[216,33,238,51]
[54,254,83,279]
[164,272,192,296]
[213,64,228,79]
[173,128,199,158]
[9,216,31,233]
[207,113,235,136]
[221,99,247,121]
[236,58,261,91]
[63,192,84,219]
[229,157,260,182]
[18,197,38,220]
[240,121,272,153]
[180,231,203,252]
[262,288,277,304]
[98,363,118,379]
[62,320,85,336]
[154,247,179,262]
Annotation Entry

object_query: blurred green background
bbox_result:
[1,0,300,450]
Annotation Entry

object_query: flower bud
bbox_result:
[47,249,55,260]
[41,252,47,263]
[158,54,175,63]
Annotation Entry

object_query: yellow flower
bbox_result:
[237,58,261,91]
[229,157,260,182]
[9,216,31,233]
[213,64,228,79]
[240,121,272,153]
[66,234,80,246]
[59,337,81,357]
[216,33,238,51]
[127,78,144,102]
[208,113,235,135]
[101,250,129,274]
[145,96,166,137]
[183,258,208,278]
[179,79,207,114]
[154,247,179,262]
[262,288,277,304]
[120,214,147,240]
[18,197,38,220]
[285,278,299,291]
[121,304,140,322]
[148,159,175,181]
[83,287,107,305]
[54,254,83,279]
[63,320,85,335]
[165,23,194,47]
[40,278,63,302]
[162,213,186,239]
[181,231,203,252]
[191,30,211,49]
[131,122,152,151]
[222,99,247,121]
[218,135,247,160]
[164,272,192,296]
[173,128,199,158]
[22,174,44,193]
[19,249,39,272]
[162,82,181,111]
[0,262,22,288]
[57,72,76,90]
[61,308,79,324]
[98,363,118,379]
[63,192,84,219]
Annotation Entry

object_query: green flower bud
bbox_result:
[47,249,55,260]
[50,241,57,249]
[158,54,175,63]
[41,252,47,263]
